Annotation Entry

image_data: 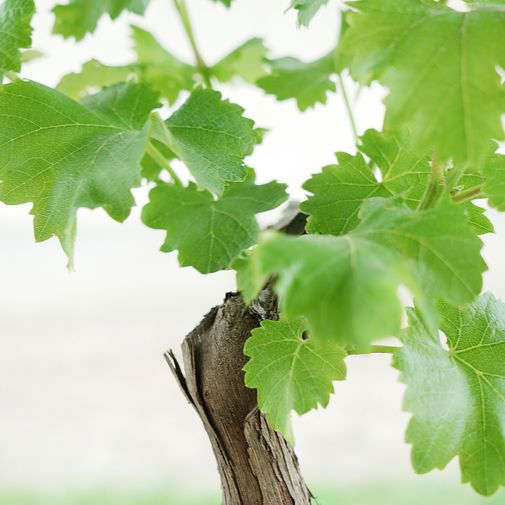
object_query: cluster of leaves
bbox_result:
[3,0,505,497]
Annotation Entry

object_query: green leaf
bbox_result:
[244,318,346,443]
[483,154,505,211]
[291,0,329,26]
[164,89,259,194]
[0,0,35,77]
[356,197,486,306]
[238,197,485,347]
[232,249,270,304]
[302,152,387,235]
[465,202,494,235]
[302,129,493,237]
[257,53,336,111]
[210,0,234,6]
[301,129,430,235]
[340,0,505,167]
[211,38,267,84]
[142,178,287,273]
[56,59,135,100]
[80,82,160,129]
[241,230,404,347]
[131,25,195,104]
[395,293,505,496]
[53,0,150,41]
[0,81,158,263]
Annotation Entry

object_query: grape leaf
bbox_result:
[0,80,159,262]
[241,230,404,347]
[340,0,505,167]
[0,0,35,78]
[142,177,287,273]
[211,38,267,84]
[291,0,329,26]
[56,59,135,100]
[302,129,493,237]
[301,152,387,235]
[482,154,505,211]
[466,202,494,235]
[356,198,486,306]
[238,197,485,346]
[395,293,505,496]
[80,82,159,129]
[244,318,346,443]
[131,25,195,105]
[52,0,150,41]
[301,129,430,235]
[257,53,335,111]
[163,89,259,194]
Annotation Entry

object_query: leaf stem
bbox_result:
[418,153,447,210]
[337,73,359,144]
[147,142,183,186]
[453,185,483,203]
[347,345,399,355]
[172,0,212,88]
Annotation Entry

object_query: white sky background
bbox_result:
[1,0,505,495]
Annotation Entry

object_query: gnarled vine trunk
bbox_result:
[166,291,311,505]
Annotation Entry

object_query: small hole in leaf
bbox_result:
[301,331,309,341]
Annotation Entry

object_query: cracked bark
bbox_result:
[165,212,311,505]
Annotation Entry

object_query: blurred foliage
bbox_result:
[3,480,505,505]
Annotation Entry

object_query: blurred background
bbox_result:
[2,0,505,503]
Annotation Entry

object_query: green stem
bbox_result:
[418,153,446,210]
[347,345,399,356]
[173,0,212,88]
[453,185,483,203]
[147,142,183,186]
[337,73,359,144]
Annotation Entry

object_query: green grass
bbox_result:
[3,480,505,505]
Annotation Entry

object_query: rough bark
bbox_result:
[166,290,311,505]
[165,210,310,504]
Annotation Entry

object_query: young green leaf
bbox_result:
[131,25,195,104]
[465,202,494,235]
[257,53,336,111]
[301,129,430,235]
[0,80,158,263]
[211,38,267,84]
[244,318,346,443]
[0,0,35,77]
[396,294,505,496]
[482,154,505,211]
[340,0,505,167]
[56,59,136,100]
[163,89,259,194]
[238,197,485,347]
[53,0,150,41]
[142,178,287,273]
[291,0,329,26]
[302,129,493,237]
